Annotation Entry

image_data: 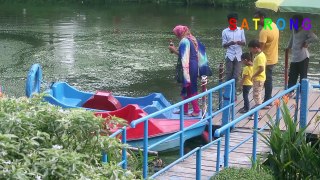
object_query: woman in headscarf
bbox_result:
[169,25,203,117]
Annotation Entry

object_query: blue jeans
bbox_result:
[264,65,274,103]
[242,85,252,111]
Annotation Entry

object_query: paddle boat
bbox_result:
[96,104,206,152]
[26,64,202,119]
[25,64,206,151]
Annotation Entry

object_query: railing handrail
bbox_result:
[214,84,299,137]
[109,127,126,138]
[312,84,320,88]
[130,79,235,128]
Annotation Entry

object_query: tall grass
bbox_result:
[260,102,320,179]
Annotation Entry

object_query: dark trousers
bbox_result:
[242,85,252,111]
[225,57,241,84]
[225,57,241,99]
[264,65,274,102]
[288,58,309,89]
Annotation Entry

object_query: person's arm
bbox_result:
[252,66,264,81]
[222,30,235,48]
[169,45,179,55]
[236,29,246,46]
[223,41,236,48]
[259,42,265,51]
[179,38,191,84]
[303,31,319,48]
[241,74,249,87]
[259,30,267,51]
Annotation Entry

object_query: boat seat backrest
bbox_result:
[95,104,147,124]
[52,82,91,106]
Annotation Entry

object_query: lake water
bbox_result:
[1,3,319,101]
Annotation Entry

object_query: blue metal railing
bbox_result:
[214,79,310,168]
[310,84,320,112]
[105,79,316,179]
[130,79,235,179]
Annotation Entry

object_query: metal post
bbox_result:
[276,106,280,124]
[196,149,201,180]
[284,49,289,89]
[294,86,300,122]
[143,120,149,179]
[224,128,230,167]
[299,79,309,129]
[216,140,221,172]
[231,81,236,129]
[218,63,224,109]
[102,151,107,163]
[122,128,127,169]
[252,111,258,163]
[222,83,232,127]
[209,92,213,142]
[179,105,184,157]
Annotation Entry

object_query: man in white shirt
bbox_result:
[222,13,246,91]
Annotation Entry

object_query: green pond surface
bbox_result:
[1,3,320,164]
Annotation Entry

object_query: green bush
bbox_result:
[211,167,273,180]
[0,95,140,179]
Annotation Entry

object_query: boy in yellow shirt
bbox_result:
[239,52,253,113]
[248,39,266,110]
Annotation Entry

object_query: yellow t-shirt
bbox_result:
[253,52,266,82]
[259,22,279,65]
[242,66,253,86]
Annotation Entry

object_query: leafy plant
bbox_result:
[0,95,141,179]
[260,102,320,179]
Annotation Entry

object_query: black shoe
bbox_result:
[238,108,248,114]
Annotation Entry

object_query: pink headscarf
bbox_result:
[173,25,189,38]
[173,25,198,51]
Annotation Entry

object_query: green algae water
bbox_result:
[1,3,319,101]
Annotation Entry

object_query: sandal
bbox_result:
[188,112,200,117]
[248,114,262,120]
[173,110,189,115]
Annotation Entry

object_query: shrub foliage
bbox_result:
[0,95,138,179]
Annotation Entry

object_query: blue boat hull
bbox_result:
[44,82,201,119]
[128,121,206,152]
